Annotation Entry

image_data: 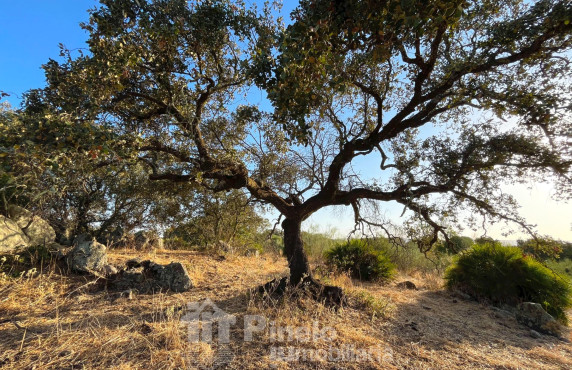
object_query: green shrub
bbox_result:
[324,239,396,282]
[302,230,343,258]
[445,243,572,323]
[435,235,474,255]
[366,237,451,274]
[263,234,284,255]
[163,236,195,250]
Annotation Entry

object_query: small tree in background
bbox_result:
[517,237,564,261]
[164,189,267,250]
[436,235,474,254]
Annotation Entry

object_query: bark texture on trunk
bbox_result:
[257,217,344,307]
[282,218,311,284]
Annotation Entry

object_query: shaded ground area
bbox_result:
[0,250,570,369]
[370,286,572,368]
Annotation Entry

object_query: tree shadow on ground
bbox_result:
[378,291,569,351]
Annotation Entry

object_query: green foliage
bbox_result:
[325,239,396,282]
[435,235,474,255]
[0,103,154,243]
[163,235,194,251]
[517,237,567,261]
[560,242,572,260]
[445,243,572,322]
[371,238,452,274]
[545,259,572,280]
[474,236,498,245]
[302,229,343,258]
[164,190,267,250]
[0,244,54,277]
[263,233,284,255]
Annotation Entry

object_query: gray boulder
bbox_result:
[396,281,417,290]
[0,215,29,254]
[7,205,55,246]
[146,261,193,292]
[102,264,119,276]
[98,226,125,248]
[69,234,108,273]
[515,302,560,336]
[113,260,193,293]
[133,230,163,251]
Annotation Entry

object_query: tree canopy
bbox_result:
[9,0,572,287]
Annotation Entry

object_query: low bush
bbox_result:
[0,244,55,277]
[435,235,474,255]
[445,243,572,322]
[324,239,395,282]
[163,235,195,250]
[367,238,451,274]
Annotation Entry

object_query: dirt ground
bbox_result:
[1,249,570,369]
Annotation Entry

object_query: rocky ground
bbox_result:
[0,249,571,369]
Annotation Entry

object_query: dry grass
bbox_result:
[0,249,570,369]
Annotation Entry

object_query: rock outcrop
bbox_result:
[515,302,560,336]
[0,215,30,254]
[112,259,193,293]
[68,234,109,274]
[133,231,163,251]
[7,205,56,247]
[1,206,57,255]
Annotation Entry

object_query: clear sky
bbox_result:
[1,1,570,242]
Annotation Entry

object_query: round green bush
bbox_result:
[324,239,396,282]
[445,243,572,323]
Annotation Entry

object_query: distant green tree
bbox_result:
[436,235,474,254]
[517,237,567,261]
[560,242,572,260]
[1,101,246,245]
[301,227,343,257]
[164,189,267,249]
[475,236,498,245]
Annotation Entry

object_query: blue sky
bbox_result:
[1,1,570,241]
[0,1,99,104]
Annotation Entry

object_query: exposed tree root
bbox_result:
[257,276,345,308]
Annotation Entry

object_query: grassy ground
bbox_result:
[0,249,571,369]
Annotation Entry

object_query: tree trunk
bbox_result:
[258,217,344,307]
[282,218,312,284]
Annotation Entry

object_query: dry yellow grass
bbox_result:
[0,249,570,369]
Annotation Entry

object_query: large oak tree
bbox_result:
[27,0,572,298]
